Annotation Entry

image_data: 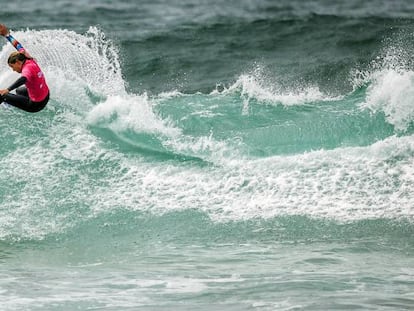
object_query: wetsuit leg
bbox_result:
[2,93,31,111]
[16,86,28,97]
[1,92,49,113]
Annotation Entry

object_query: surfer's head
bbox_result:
[7,52,27,73]
[7,51,27,64]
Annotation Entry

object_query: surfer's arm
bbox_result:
[0,77,27,96]
[0,24,32,58]
[7,76,27,91]
[5,34,25,53]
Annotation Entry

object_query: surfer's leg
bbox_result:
[0,90,49,113]
[1,92,49,113]
[1,93,31,111]
[16,86,28,97]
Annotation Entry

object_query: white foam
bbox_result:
[214,67,339,113]
[1,107,413,241]
[87,94,181,137]
[0,27,125,97]
[356,43,414,131]
[360,69,414,131]
[85,134,414,223]
[228,74,328,105]
[87,93,244,163]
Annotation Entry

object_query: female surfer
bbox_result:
[0,24,49,112]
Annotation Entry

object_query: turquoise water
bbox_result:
[0,1,414,310]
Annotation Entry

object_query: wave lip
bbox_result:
[220,73,332,109]
[0,27,126,97]
[360,69,414,132]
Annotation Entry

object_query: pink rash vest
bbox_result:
[21,59,49,102]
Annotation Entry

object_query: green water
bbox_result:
[0,0,414,310]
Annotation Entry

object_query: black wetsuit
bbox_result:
[2,76,49,113]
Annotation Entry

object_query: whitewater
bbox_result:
[0,4,413,308]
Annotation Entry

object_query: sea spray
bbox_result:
[0,3,414,309]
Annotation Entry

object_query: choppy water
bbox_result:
[0,1,414,310]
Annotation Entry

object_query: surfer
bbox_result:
[0,24,49,112]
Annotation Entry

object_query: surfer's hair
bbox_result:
[7,51,29,64]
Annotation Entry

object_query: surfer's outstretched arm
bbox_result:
[5,33,25,53]
[0,24,31,58]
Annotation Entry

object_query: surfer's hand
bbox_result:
[0,24,9,36]
[0,89,9,96]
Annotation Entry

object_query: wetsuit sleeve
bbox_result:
[5,34,25,52]
[7,76,27,91]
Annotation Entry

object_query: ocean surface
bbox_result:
[0,0,414,310]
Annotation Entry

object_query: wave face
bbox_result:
[0,1,414,310]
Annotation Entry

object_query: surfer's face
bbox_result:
[9,60,23,73]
